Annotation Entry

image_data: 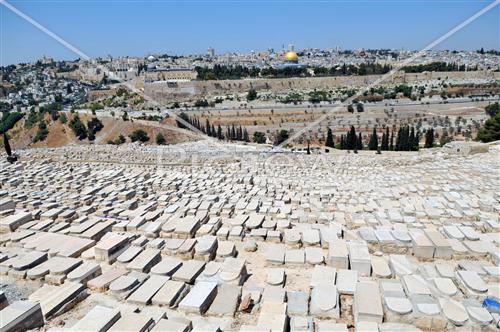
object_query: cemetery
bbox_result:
[0,141,499,331]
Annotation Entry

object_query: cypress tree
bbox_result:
[217,125,223,140]
[414,130,420,151]
[424,128,434,148]
[325,127,334,148]
[357,132,363,150]
[368,127,378,150]
[389,130,394,151]
[206,119,211,136]
[404,126,410,151]
[243,128,250,142]
[381,127,390,150]
[395,127,401,151]
[231,125,236,140]
[348,126,357,150]
[238,126,243,141]
[409,127,416,151]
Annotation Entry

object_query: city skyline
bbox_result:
[1,0,499,65]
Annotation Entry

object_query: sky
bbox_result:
[1,0,499,65]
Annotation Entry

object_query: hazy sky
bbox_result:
[1,0,499,65]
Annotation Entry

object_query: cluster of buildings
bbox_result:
[1,47,498,114]
[0,60,92,113]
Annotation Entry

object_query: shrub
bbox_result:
[33,121,49,142]
[253,131,266,144]
[485,102,499,117]
[476,113,500,142]
[247,89,257,101]
[156,133,166,145]
[274,129,289,145]
[59,113,67,124]
[69,115,88,140]
[129,129,149,142]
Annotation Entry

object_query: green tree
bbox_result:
[253,131,266,144]
[87,117,104,136]
[58,113,67,124]
[129,129,149,142]
[243,128,250,142]
[424,128,435,148]
[440,128,451,146]
[194,99,209,108]
[381,127,390,150]
[325,127,334,148]
[347,104,354,113]
[347,126,357,150]
[485,102,499,117]
[156,133,166,145]
[357,133,363,150]
[69,115,88,140]
[33,121,49,142]
[112,134,126,145]
[205,119,211,136]
[217,125,223,140]
[368,127,378,150]
[356,103,364,112]
[247,88,258,101]
[274,129,289,145]
[476,113,500,142]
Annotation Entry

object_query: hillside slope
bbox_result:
[7,114,198,150]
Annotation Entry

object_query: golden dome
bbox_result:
[284,51,299,62]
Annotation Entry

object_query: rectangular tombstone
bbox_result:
[79,220,114,241]
[206,283,241,317]
[70,305,120,332]
[257,302,288,332]
[126,248,161,273]
[409,229,435,259]
[287,291,309,316]
[127,275,170,305]
[151,280,186,307]
[336,269,358,295]
[94,233,129,262]
[178,281,218,314]
[348,241,371,276]
[424,230,452,259]
[327,239,348,269]
[402,275,431,296]
[0,212,33,233]
[172,260,205,284]
[0,301,44,332]
[266,245,285,265]
[30,282,85,319]
[151,319,190,332]
[310,285,339,319]
[87,268,128,292]
[354,281,383,324]
[108,312,154,332]
[310,265,336,288]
